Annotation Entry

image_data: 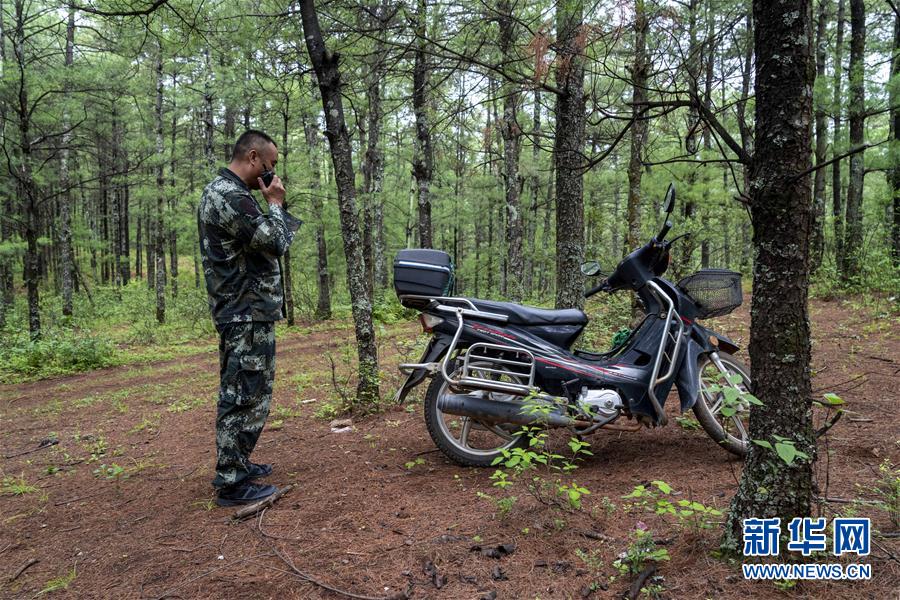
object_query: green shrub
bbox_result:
[0,329,117,382]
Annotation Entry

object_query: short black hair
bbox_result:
[231,129,277,161]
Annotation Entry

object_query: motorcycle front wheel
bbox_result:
[423,361,531,467]
[692,352,751,457]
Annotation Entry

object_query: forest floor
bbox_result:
[0,294,898,599]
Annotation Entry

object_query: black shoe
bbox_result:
[215,481,277,507]
[248,462,273,479]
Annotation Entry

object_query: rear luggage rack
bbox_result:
[458,343,536,396]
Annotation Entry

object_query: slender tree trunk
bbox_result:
[810,0,828,273]
[554,0,586,310]
[169,71,178,298]
[412,0,433,249]
[300,0,379,406]
[281,107,295,326]
[59,7,75,316]
[0,0,11,327]
[525,89,541,296]
[832,0,846,272]
[891,10,900,267]
[498,0,524,302]
[203,46,215,173]
[626,0,649,308]
[135,195,143,279]
[13,1,40,337]
[723,0,815,552]
[371,1,389,292]
[154,44,166,323]
[842,0,865,282]
[304,106,331,320]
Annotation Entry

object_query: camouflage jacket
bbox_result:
[198,168,302,326]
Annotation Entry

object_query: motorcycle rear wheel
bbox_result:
[423,361,531,467]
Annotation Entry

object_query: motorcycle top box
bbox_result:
[393,249,455,308]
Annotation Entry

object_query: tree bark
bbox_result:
[553,0,586,310]
[12,0,40,337]
[412,0,433,249]
[723,0,816,553]
[281,107,295,326]
[627,0,649,302]
[59,7,75,316]
[154,43,167,323]
[810,0,828,273]
[842,0,865,281]
[891,8,900,267]
[300,0,380,406]
[498,0,524,302]
[832,0,846,272]
[304,97,331,320]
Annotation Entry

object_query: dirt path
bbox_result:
[0,298,897,599]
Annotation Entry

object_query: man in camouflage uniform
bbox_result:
[197,129,301,506]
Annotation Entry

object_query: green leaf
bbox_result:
[822,393,844,405]
[726,374,744,385]
[652,480,672,494]
[753,439,773,450]
[775,442,798,465]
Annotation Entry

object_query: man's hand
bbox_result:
[258,175,286,207]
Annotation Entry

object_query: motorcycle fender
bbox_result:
[394,335,452,403]
[675,338,704,411]
[692,322,740,355]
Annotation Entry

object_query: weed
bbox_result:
[613,526,670,576]
[2,475,38,495]
[38,566,77,595]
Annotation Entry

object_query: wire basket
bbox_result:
[677,269,743,319]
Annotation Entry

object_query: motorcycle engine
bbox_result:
[577,388,624,422]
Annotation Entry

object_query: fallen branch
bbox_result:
[232,484,294,521]
[8,558,39,583]
[256,508,304,542]
[625,565,656,600]
[264,538,403,600]
[3,438,58,459]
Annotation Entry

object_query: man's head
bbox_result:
[228,129,278,190]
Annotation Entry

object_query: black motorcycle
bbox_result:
[392,184,751,467]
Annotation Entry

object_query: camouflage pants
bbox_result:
[212,321,276,489]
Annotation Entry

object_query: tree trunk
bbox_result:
[891,9,900,267]
[412,0,433,249]
[810,0,828,273]
[304,102,331,320]
[154,44,167,323]
[12,1,40,337]
[203,46,215,173]
[169,71,179,298]
[626,0,649,307]
[832,0,846,272]
[498,0,524,302]
[553,0,586,310]
[281,107,295,326]
[842,0,865,282]
[300,0,380,406]
[723,0,816,553]
[59,7,75,316]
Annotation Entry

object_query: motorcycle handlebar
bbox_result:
[584,279,608,298]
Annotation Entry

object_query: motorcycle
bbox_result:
[392,184,751,467]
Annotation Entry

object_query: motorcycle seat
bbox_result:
[466,298,588,326]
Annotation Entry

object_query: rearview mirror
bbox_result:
[662,183,676,214]
[580,260,604,276]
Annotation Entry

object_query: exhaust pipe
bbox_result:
[437,392,575,428]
